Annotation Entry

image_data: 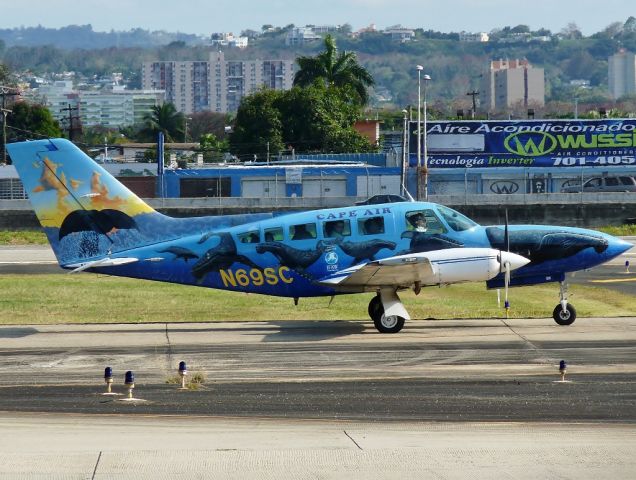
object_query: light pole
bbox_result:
[184,117,192,143]
[416,65,423,200]
[422,73,431,201]
[416,66,423,169]
[401,109,408,197]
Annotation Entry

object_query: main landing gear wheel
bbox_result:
[368,295,382,318]
[553,304,576,326]
[368,296,405,333]
[373,313,406,334]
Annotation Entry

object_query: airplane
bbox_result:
[6,138,633,333]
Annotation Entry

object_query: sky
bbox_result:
[0,0,633,36]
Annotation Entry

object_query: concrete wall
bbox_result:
[1,196,635,229]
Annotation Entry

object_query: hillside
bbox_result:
[1,19,636,111]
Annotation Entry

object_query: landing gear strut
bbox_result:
[368,292,407,334]
[552,281,576,326]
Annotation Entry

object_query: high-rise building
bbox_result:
[142,52,295,114]
[141,61,210,113]
[481,59,544,113]
[209,52,295,113]
[608,49,636,99]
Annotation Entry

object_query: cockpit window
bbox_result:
[405,210,446,234]
[436,205,478,232]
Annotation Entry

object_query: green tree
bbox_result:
[0,63,10,83]
[294,34,375,106]
[189,111,228,140]
[230,84,376,158]
[80,126,127,148]
[279,83,373,153]
[229,89,285,158]
[141,103,185,142]
[198,133,229,163]
[7,102,62,143]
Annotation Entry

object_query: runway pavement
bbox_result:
[1,318,636,478]
[1,243,636,478]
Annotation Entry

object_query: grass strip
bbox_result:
[0,274,633,324]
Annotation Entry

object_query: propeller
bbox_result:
[501,209,511,318]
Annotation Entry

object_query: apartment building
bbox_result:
[78,88,165,127]
[142,61,210,113]
[608,49,636,99]
[29,82,165,127]
[143,52,295,114]
[481,59,544,112]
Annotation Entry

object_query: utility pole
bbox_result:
[60,103,80,141]
[1,107,11,165]
[1,85,20,164]
[466,90,479,119]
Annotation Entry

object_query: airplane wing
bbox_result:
[318,253,437,291]
[317,248,530,292]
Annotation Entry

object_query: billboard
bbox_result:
[408,119,636,168]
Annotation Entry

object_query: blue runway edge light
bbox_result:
[104,367,113,379]
[125,371,135,385]
[179,361,187,373]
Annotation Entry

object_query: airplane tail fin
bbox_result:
[7,138,168,266]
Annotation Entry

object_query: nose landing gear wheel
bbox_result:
[553,304,576,326]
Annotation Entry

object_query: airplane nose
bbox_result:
[606,237,634,259]
[499,251,531,271]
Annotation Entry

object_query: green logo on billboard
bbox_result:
[504,131,558,157]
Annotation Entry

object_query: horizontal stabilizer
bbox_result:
[65,257,139,273]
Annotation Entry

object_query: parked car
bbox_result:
[355,194,408,205]
[561,176,636,193]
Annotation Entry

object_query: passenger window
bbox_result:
[290,223,317,240]
[358,216,385,235]
[263,227,283,242]
[586,178,601,188]
[405,209,447,234]
[620,177,633,186]
[606,177,619,186]
[238,231,260,243]
[323,219,351,238]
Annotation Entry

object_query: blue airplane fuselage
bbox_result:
[94,201,631,297]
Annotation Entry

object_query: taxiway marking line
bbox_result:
[590,277,636,283]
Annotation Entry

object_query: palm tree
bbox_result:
[142,103,185,142]
[294,35,375,105]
